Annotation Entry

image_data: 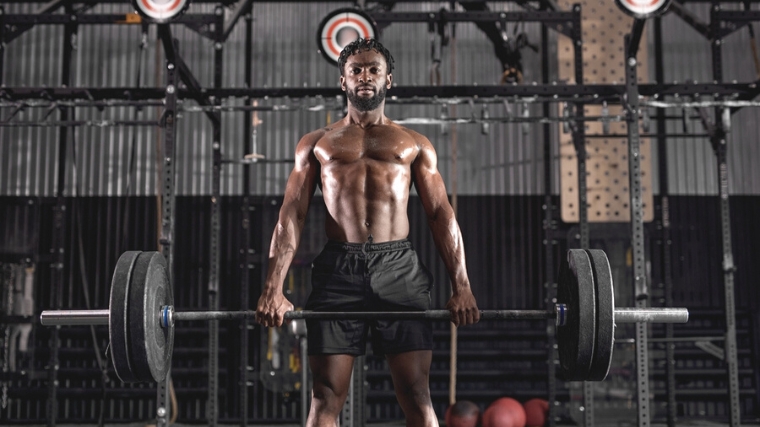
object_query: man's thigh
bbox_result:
[309,354,356,397]
[386,350,434,389]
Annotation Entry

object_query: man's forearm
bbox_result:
[263,218,302,293]
[429,210,471,293]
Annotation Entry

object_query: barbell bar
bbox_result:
[39,249,689,384]
[40,307,687,325]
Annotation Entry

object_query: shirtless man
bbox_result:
[255,38,479,427]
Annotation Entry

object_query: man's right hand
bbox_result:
[445,289,480,327]
[255,291,294,327]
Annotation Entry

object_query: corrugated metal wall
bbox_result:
[0,1,554,197]
[1,2,63,196]
[1,1,759,196]
[653,3,760,195]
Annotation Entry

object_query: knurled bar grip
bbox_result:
[176,309,555,322]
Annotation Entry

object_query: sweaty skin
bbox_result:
[256,49,478,328]
[255,47,479,427]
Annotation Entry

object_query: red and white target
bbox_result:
[615,0,671,18]
[317,9,377,66]
[133,0,189,22]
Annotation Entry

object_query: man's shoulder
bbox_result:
[389,122,432,147]
[307,118,351,137]
[299,124,341,147]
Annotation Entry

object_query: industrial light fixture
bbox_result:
[615,0,672,19]
[132,0,190,23]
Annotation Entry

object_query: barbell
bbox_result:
[39,249,689,383]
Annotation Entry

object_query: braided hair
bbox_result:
[337,38,395,76]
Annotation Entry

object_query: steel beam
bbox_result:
[624,33,650,427]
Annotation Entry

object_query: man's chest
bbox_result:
[316,128,417,164]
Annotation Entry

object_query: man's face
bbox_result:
[340,49,393,112]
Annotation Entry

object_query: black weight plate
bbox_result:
[128,251,173,382]
[557,249,596,381]
[585,249,615,381]
[109,251,141,383]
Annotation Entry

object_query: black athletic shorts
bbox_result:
[305,238,434,356]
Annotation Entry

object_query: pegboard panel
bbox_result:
[557,0,654,223]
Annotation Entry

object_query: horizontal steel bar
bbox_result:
[614,308,689,324]
[175,309,554,322]
[649,335,724,343]
[40,306,690,326]
[4,0,235,3]
[40,309,110,326]
[2,83,758,102]
[0,120,160,128]
[2,14,218,25]
[369,10,575,24]
[2,0,552,4]
[39,308,553,325]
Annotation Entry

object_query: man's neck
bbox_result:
[345,106,386,128]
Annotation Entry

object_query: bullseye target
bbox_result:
[317,8,377,66]
[132,0,190,22]
[615,0,671,19]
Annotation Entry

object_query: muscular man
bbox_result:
[255,38,479,427]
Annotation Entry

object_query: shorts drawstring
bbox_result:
[361,234,373,257]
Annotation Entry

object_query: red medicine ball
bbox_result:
[482,397,526,427]
[523,398,549,427]
[445,400,480,427]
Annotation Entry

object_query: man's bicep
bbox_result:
[412,144,450,215]
[281,138,320,215]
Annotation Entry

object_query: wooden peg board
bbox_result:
[557,0,654,223]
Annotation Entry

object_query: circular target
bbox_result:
[133,0,190,23]
[317,8,377,66]
[615,0,671,19]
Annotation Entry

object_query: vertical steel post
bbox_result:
[541,20,558,427]
[710,6,741,425]
[340,356,365,427]
[157,23,178,427]
[208,7,225,427]
[47,9,76,426]
[341,367,353,427]
[0,7,4,87]
[301,337,309,427]
[568,5,595,425]
[653,16,677,427]
[624,33,651,427]
[571,3,588,252]
[239,5,255,426]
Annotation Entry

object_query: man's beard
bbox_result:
[347,85,386,112]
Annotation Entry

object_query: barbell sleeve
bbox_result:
[613,307,689,323]
[40,309,110,326]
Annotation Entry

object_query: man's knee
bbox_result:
[311,379,350,411]
[395,382,432,405]
[312,384,346,402]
